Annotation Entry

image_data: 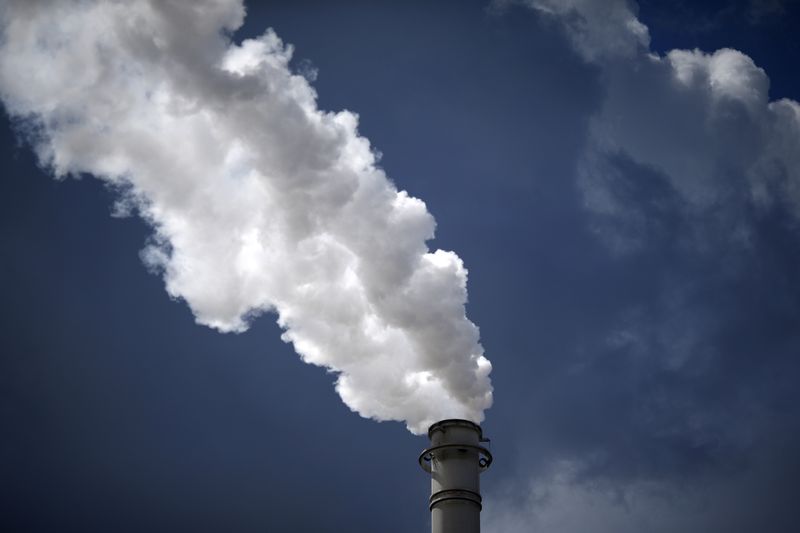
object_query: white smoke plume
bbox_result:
[0,0,492,434]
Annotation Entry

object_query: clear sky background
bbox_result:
[2,1,800,532]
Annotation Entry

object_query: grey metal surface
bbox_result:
[419,419,492,533]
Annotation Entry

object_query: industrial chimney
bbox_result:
[419,419,493,533]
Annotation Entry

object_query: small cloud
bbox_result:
[295,58,318,82]
[748,0,787,24]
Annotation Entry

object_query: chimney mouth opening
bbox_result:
[427,418,484,439]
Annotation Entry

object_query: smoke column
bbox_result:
[0,0,492,434]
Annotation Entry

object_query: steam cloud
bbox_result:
[0,0,492,434]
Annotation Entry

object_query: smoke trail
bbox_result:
[0,0,492,434]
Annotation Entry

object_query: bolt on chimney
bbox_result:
[419,419,492,533]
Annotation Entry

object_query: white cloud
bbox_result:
[587,51,800,254]
[490,0,800,529]
[483,460,717,533]
[514,1,800,251]
[0,0,492,434]
[495,0,650,60]
[484,437,798,533]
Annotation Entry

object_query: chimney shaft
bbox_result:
[419,419,492,533]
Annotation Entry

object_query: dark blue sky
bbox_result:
[2,1,800,532]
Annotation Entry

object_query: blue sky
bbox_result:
[2,1,799,532]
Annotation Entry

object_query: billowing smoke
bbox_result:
[0,0,492,434]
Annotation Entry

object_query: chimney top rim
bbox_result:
[427,418,483,439]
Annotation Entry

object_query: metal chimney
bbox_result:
[419,419,492,533]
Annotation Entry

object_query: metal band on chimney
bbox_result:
[418,443,493,473]
[429,488,483,510]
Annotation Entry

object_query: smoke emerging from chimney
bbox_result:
[0,0,492,433]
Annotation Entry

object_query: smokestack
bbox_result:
[419,419,492,533]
